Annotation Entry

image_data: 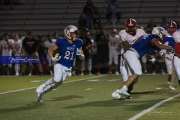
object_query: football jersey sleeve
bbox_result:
[119,30,126,41]
[76,38,83,49]
[55,38,63,48]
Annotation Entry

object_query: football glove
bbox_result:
[52,53,61,62]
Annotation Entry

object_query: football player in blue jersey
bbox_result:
[112,27,173,99]
[36,25,84,103]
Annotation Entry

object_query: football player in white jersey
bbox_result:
[173,29,180,84]
[36,25,84,103]
[118,18,146,92]
[108,28,120,75]
[112,27,173,99]
[161,20,177,90]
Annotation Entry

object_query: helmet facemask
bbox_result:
[152,27,166,39]
[166,20,177,35]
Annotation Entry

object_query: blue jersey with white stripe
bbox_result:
[132,34,160,57]
[56,38,83,68]
[163,35,175,48]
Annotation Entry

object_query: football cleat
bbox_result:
[36,87,44,103]
[112,90,122,99]
[169,85,176,91]
[36,91,44,103]
[119,90,131,97]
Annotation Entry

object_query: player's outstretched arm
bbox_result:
[77,47,85,60]
[152,39,172,50]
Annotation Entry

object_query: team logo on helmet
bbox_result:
[125,18,137,28]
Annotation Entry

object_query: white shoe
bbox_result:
[36,90,43,103]
[167,81,171,85]
[169,85,176,91]
[15,73,19,76]
[36,87,44,103]
[29,73,32,76]
[80,73,84,76]
[115,72,119,75]
[119,89,130,97]
[112,90,121,99]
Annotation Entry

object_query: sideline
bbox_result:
[0,75,106,95]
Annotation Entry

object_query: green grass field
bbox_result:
[0,74,180,120]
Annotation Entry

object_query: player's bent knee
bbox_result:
[53,77,63,83]
[53,80,63,87]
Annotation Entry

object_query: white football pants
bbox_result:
[36,63,71,94]
[174,56,180,80]
[123,49,142,76]
[165,53,174,74]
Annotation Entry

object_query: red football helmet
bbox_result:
[166,20,177,34]
[125,18,137,35]
[125,18,137,28]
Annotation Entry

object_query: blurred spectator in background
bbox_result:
[105,0,121,27]
[82,30,97,75]
[37,35,49,75]
[43,34,58,75]
[107,28,120,75]
[0,33,13,75]
[145,19,156,34]
[78,0,101,31]
[22,32,42,76]
[11,33,24,76]
[94,28,108,75]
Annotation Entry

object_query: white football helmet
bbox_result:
[64,25,78,41]
[152,27,167,38]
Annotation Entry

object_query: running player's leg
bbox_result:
[36,64,67,102]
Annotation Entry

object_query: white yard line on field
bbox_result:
[0,75,106,95]
[128,93,180,120]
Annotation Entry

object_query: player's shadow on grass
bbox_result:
[64,99,127,108]
[0,102,42,114]
[48,95,83,102]
[131,90,157,95]
[131,90,167,99]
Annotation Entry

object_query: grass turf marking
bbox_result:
[0,75,106,95]
[128,93,180,120]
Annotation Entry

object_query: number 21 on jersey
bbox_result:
[64,51,74,60]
